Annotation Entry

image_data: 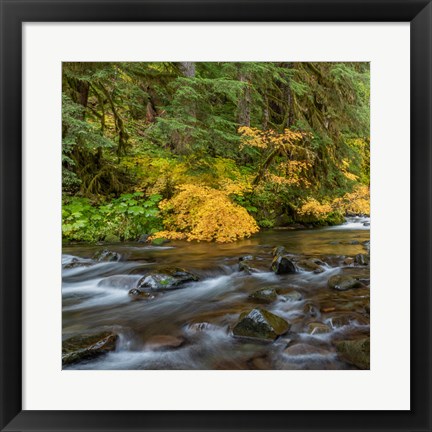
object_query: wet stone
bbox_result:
[272,246,287,257]
[62,331,118,366]
[306,322,331,335]
[335,337,370,369]
[93,249,121,262]
[128,288,157,300]
[146,335,185,350]
[327,274,364,291]
[232,308,290,341]
[279,290,303,302]
[137,267,199,291]
[355,253,370,266]
[271,255,296,275]
[249,288,278,304]
[296,259,324,273]
[284,343,332,357]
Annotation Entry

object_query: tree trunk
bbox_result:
[282,62,295,128]
[174,62,196,154]
[237,66,251,127]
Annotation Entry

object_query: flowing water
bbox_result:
[62,216,370,370]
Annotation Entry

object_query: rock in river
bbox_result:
[146,335,185,351]
[62,331,118,366]
[137,267,199,291]
[296,258,324,273]
[327,274,364,291]
[93,249,121,262]
[271,255,296,274]
[249,288,278,304]
[232,308,290,341]
[272,245,287,257]
[128,288,157,300]
[306,322,331,335]
[335,337,370,369]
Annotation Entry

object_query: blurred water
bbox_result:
[62,221,370,370]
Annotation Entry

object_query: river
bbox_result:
[62,216,370,370]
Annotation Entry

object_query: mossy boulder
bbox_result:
[249,288,278,304]
[327,274,364,291]
[232,308,290,341]
[271,255,296,274]
[62,331,118,366]
[335,337,370,369]
[137,267,199,291]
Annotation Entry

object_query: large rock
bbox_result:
[249,288,278,304]
[62,331,117,366]
[271,255,296,274]
[335,337,370,369]
[137,267,199,291]
[232,308,290,341]
[93,249,121,262]
[327,274,363,291]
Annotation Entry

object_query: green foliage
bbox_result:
[62,193,163,243]
[62,61,370,241]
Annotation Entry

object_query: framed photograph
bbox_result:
[1,0,431,431]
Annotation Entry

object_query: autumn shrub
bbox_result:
[334,184,370,215]
[151,184,259,243]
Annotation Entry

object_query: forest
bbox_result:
[62,62,369,244]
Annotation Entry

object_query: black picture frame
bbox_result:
[1,1,431,431]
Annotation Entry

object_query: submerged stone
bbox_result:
[271,255,296,274]
[62,331,118,366]
[249,288,278,304]
[284,343,331,356]
[279,289,303,302]
[146,335,185,351]
[232,308,290,341]
[296,258,324,273]
[327,274,363,291]
[306,322,331,335]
